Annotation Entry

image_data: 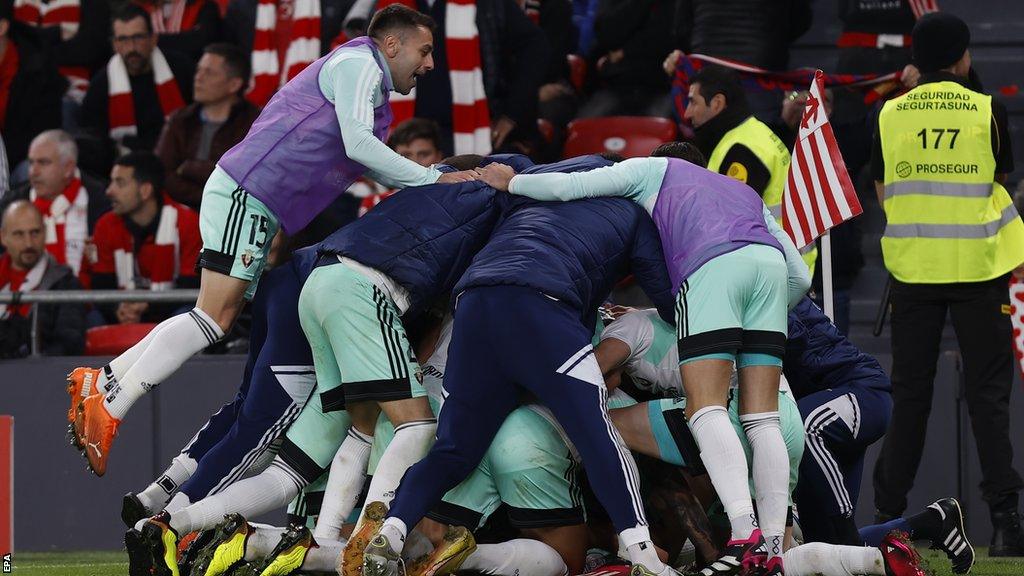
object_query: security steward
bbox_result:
[871,12,1024,557]
[684,65,817,272]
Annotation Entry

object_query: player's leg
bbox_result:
[486,289,665,575]
[781,530,926,576]
[365,288,521,574]
[734,244,791,565]
[859,498,974,574]
[676,253,762,574]
[76,174,279,475]
[308,262,437,520]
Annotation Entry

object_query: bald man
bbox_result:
[2,130,110,279]
[0,201,86,356]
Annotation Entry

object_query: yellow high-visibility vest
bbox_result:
[878,80,1024,283]
[708,116,817,271]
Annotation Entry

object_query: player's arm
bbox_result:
[478,157,662,205]
[763,204,811,308]
[328,53,442,188]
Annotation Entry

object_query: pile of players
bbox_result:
[63,6,976,576]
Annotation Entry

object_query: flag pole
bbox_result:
[821,231,835,320]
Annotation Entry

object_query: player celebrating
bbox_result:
[361,154,679,576]
[477,144,810,576]
[67,5,475,476]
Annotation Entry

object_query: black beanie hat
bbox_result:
[913,12,971,73]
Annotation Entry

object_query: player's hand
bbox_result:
[663,49,683,77]
[475,163,516,192]
[437,170,478,184]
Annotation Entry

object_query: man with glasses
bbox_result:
[78,3,193,154]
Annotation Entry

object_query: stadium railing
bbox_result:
[0,290,200,356]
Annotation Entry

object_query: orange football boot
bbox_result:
[66,367,104,448]
[77,393,121,476]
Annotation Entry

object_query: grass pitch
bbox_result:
[8,547,1024,575]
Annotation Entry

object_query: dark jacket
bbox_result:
[593,0,677,89]
[456,155,676,326]
[155,99,262,208]
[680,0,812,71]
[783,297,891,399]
[3,23,67,168]
[78,49,195,153]
[4,172,112,234]
[316,179,511,318]
[0,255,86,357]
[477,0,550,127]
[154,0,224,61]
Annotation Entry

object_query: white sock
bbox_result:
[243,523,287,561]
[358,419,436,524]
[403,529,434,561]
[164,491,192,515]
[168,458,304,534]
[301,538,346,571]
[741,412,789,558]
[783,543,886,576]
[104,308,224,420]
[313,429,372,541]
[378,517,408,555]
[689,406,757,540]
[462,540,568,576]
[107,318,173,383]
[620,525,666,572]
[137,453,198,513]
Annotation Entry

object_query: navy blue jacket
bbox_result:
[455,156,676,326]
[316,180,511,317]
[784,297,891,398]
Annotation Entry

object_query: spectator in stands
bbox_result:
[224,0,353,107]
[78,4,193,156]
[348,0,548,157]
[0,0,66,170]
[2,130,110,283]
[0,200,85,357]
[136,0,223,61]
[676,0,810,72]
[350,117,445,217]
[525,0,576,159]
[155,42,259,209]
[577,0,676,119]
[10,0,111,131]
[90,152,201,326]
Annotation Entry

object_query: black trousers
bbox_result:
[873,274,1024,515]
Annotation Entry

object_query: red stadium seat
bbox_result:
[562,116,678,159]
[85,323,158,356]
[567,54,587,93]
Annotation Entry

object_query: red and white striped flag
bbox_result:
[782,70,863,249]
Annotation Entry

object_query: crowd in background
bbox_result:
[0,0,1011,357]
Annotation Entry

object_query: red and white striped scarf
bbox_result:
[0,253,48,319]
[30,175,89,277]
[112,204,182,290]
[247,0,321,107]
[144,0,207,34]
[12,0,91,101]
[107,47,186,143]
[908,0,939,19]
[378,0,491,155]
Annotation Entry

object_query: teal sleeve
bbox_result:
[763,205,812,308]
[321,51,441,189]
[508,157,667,211]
